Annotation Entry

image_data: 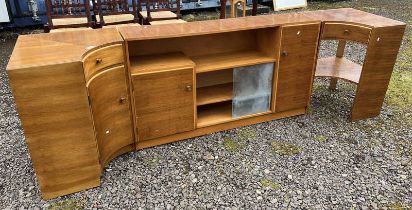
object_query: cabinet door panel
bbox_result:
[88,65,134,166]
[275,23,320,112]
[134,68,195,141]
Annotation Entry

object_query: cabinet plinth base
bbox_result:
[136,108,306,150]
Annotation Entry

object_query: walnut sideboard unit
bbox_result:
[6,8,405,199]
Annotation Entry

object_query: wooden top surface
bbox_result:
[7,8,405,70]
[118,12,320,41]
[7,28,123,70]
[118,8,405,41]
[304,8,405,28]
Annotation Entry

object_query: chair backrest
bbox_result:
[146,0,181,18]
[45,0,92,30]
[94,0,138,26]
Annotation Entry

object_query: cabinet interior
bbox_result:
[128,27,281,127]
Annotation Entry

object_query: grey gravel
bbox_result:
[1,0,412,209]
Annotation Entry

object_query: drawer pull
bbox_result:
[343,30,350,36]
[119,97,127,104]
[281,51,288,57]
[185,85,192,92]
[96,58,103,64]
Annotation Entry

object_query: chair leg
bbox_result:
[243,1,246,16]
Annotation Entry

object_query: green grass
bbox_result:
[386,202,412,210]
[142,154,162,168]
[260,178,280,190]
[271,141,302,156]
[223,137,245,152]
[237,128,257,141]
[48,199,82,210]
[314,135,327,143]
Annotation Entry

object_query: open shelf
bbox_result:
[192,50,276,73]
[197,101,232,128]
[315,56,362,84]
[129,52,195,75]
[197,83,233,106]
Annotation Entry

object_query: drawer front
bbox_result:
[87,65,134,166]
[133,68,195,141]
[275,23,321,112]
[83,44,124,82]
[322,23,371,43]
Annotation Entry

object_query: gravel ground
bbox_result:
[1,1,411,209]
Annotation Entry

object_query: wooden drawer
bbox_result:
[322,23,372,44]
[83,44,124,82]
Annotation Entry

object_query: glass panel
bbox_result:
[232,63,274,118]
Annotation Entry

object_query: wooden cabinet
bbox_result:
[133,68,195,141]
[275,23,321,112]
[87,65,134,166]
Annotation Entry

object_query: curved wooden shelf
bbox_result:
[315,57,362,84]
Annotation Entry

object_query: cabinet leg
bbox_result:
[329,78,338,90]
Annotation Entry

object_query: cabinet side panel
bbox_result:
[351,25,406,120]
[8,62,101,200]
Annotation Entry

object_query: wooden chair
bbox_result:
[143,0,184,25]
[220,0,255,19]
[230,0,246,18]
[94,0,140,27]
[44,0,93,33]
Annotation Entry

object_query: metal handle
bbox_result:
[119,97,127,104]
[281,51,288,57]
[186,85,192,92]
[96,58,103,64]
[343,30,350,35]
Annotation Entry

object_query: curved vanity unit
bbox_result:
[6,8,405,199]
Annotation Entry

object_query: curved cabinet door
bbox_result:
[87,65,134,166]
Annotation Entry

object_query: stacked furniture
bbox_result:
[7,9,405,199]
[44,0,185,32]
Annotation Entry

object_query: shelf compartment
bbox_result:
[197,101,232,128]
[192,50,276,73]
[315,57,362,84]
[197,83,233,106]
[196,69,233,88]
[129,52,195,75]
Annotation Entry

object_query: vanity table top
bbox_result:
[7,28,123,70]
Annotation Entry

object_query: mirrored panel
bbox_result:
[232,63,274,118]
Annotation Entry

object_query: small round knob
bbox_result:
[119,97,127,104]
[186,85,192,92]
[343,30,350,36]
[281,51,288,57]
[96,58,103,64]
